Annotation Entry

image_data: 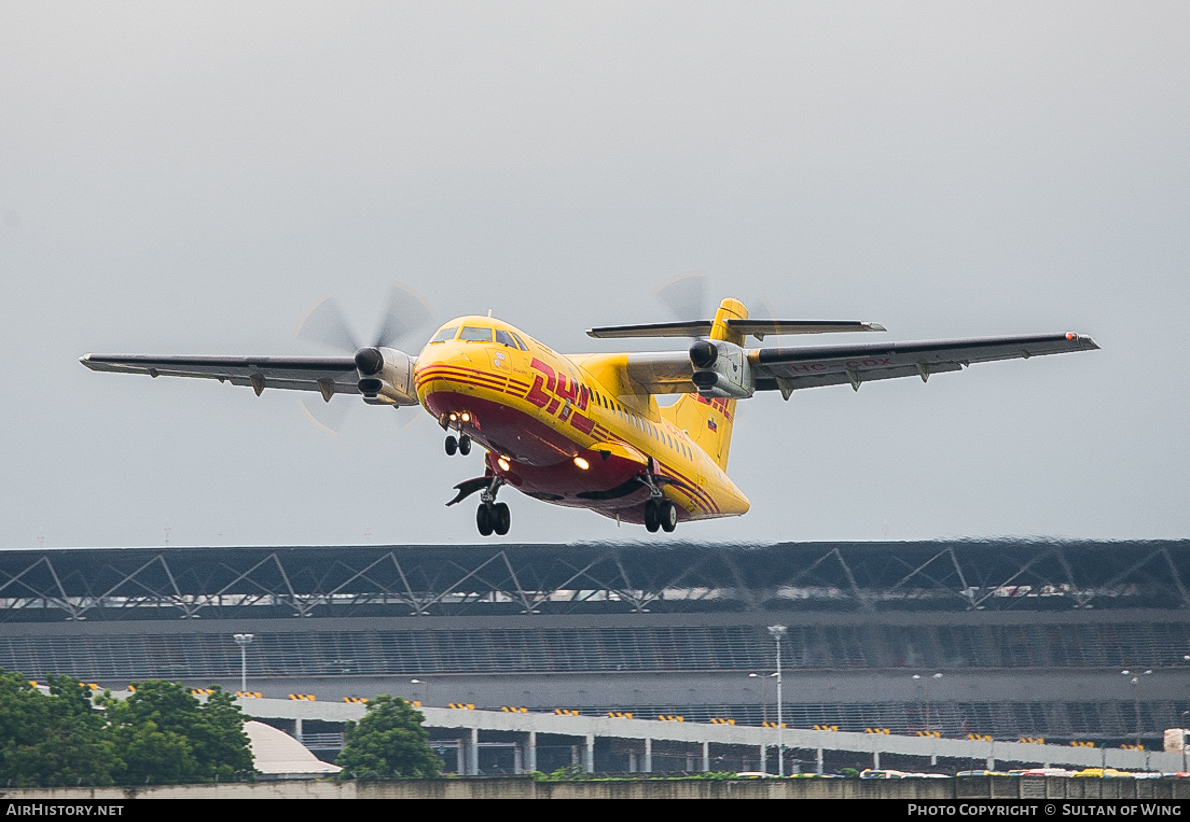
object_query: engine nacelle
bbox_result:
[689,340,753,399]
[355,347,419,406]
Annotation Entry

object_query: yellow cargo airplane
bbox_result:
[81,297,1098,536]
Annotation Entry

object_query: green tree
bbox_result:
[336,695,442,779]
[100,681,253,784]
[0,670,120,787]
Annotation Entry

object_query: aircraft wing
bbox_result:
[79,353,360,399]
[752,332,1099,398]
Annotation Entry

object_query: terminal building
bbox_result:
[2,540,1189,772]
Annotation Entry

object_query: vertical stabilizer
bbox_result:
[661,298,747,470]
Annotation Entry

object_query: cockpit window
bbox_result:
[459,326,494,342]
[430,326,459,343]
[510,332,529,351]
[494,329,517,348]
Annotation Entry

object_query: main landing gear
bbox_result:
[644,498,678,533]
[445,433,472,456]
[477,501,510,537]
[476,476,509,537]
[639,473,677,534]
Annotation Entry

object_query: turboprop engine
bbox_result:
[354,347,419,406]
[689,339,754,399]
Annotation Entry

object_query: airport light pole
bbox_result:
[768,625,788,776]
[1181,710,1190,774]
[1122,669,1152,749]
[233,633,254,693]
[913,673,943,734]
[749,672,777,725]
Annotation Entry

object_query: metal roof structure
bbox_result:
[2,539,1188,623]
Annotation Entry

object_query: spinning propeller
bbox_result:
[294,284,436,433]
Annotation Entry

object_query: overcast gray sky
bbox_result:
[2,1,1187,548]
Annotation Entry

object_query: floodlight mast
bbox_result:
[233,633,254,693]
[768,625,788,776]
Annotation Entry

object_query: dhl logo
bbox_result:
[694,394,734,422]
[527,359,597,435]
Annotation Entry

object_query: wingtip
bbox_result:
[865,323,887,332]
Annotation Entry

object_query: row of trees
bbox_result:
[1,667,444,786]
[0,670,253,787]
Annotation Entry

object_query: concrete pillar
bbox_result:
[456,740,464,774]
[816,747,824,775]
[759,743,767,773]
[527,731,537,773]
[986,756,995,771]
[873,750,880,770]
[584,733,595,773]
[294,717,304,742]
[629,751,638,773]
[702,741,710,773]
[514,743,523,774]
[467,727,479,775]
[644,738,653,773]
[570,744,579,765]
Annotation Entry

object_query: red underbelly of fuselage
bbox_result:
[423,389,661,520]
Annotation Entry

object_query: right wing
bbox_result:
[79,354,359,401]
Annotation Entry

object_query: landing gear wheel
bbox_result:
[493,502,510,536]
[476,504,494,536]
[659,500,678,533]
[445,435,458,456]
[644,500,660,533]
[458,434,472,456]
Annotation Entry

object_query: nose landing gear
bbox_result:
[444,433,472,456]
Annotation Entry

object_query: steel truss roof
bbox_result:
[1,540,1188,622]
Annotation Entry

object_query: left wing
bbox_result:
[80,354,359,400]
[585,332,1098,397]
[752,332,1099,399]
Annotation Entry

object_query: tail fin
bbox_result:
[661,298,747,471]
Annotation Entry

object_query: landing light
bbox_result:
[573,457,590,470]
[449,413,458,421]
[497,457,511,472]
[461,412,471,422]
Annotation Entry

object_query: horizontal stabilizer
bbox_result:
[586,319,885,340]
